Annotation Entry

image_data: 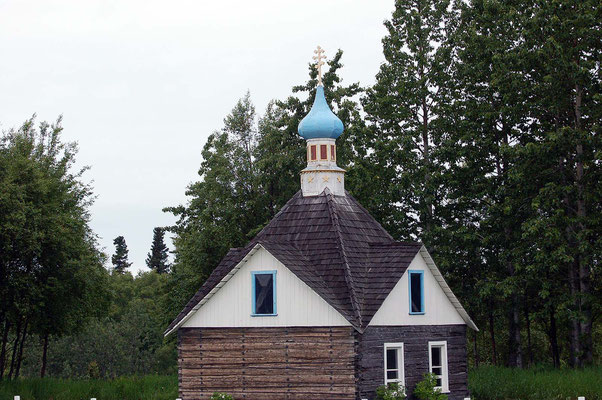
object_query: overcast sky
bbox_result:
[0,0,393,273]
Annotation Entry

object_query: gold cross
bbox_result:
[307,175,314,183]
[337,176,342,183]
[322,175,329,182]
[313,46,326,86]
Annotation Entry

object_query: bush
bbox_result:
[210,393,234,400]
[413,373,447,400]
[376,382,407,400]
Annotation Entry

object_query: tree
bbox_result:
[146,227,170,274]
[363,0,456,242]
[514,0,602,366]
[0,116,109,379]
[112,236,132,274]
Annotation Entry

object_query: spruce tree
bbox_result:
[111,236,132,274]
[146,227,170,274]
[363,0,455,241]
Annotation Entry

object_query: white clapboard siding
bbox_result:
[369,251,465,326]
[182,246,351,328]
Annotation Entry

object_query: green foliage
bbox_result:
[146,227,170,274]
[469,366,602,400]
[376,382,407,400]
[0,375,177,400]
[0,116,110,378]
[413,373,447,400]
[210,392,234,400]
[17,270,176,378]
[86,361,100,379]
[111,235,132,274]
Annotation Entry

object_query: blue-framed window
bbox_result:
[251,271,277,316]
[408,270,424,314]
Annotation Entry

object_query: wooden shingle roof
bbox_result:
[165,189,424,334]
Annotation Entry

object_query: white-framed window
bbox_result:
[428,341,449,393]
[383,343,404,386]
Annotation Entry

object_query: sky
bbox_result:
[0,0,393,273]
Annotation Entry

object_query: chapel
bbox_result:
[166,47,477,400]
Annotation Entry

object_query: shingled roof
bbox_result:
[165,189,428,334]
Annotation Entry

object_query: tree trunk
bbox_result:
[488,305,497,365]
[7,318,22,380]
[421,98,433,234]
[567,237,581,367]
[473,330,479,368]
[505,227,522,368]
[525,298,533,366]
[14,319,28,379]
[549,306,560,368]
[0,319,9,380]
[506,288,523,368]
[573,82,593,366]
[40,333,49,378]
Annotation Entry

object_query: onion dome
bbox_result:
[298,86,344,140]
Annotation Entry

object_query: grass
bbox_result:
[0,375,178,400]
[1,367,600,400]
[469,365,602,400]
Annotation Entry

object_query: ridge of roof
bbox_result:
[324,188,362,329]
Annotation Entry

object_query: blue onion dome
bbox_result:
[298,86,344,139]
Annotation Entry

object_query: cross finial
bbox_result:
[312,46,326,86]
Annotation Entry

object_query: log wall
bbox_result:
[178,326,356,400]
[357,325,469,400]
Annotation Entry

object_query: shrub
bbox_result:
[376,382,407,400]
[87,361,101,379]
[210,393,234,400]
[413,373,447,400]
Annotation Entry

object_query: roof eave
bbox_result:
[419,246,479,331]
[163,243,263,337]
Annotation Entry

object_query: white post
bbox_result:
[14,396,20,400]
[464,398,471,400]
[91,398,96,400]
[578,397,585,400]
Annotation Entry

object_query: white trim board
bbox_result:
[419,246,478,331]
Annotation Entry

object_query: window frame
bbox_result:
[251,270,277,317]
[383,342,405,386]
[310,145,317,161]
[428,341,449,393]
[408,270,425,315]
[320,144,328,160]
[330,144,336,161]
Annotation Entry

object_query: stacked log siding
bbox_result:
[178,327,356,400]
[357,325,469,400]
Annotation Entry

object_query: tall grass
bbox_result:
[0,375,177,400]
[469,365,602,400]
[1,368,600,400]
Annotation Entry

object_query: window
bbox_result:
[320,144,328,160]
[408,270,424,314]
[384,343,404,386]
[251,271,276,316]
[330,144,336,161]
[310,145,317,161]
[428,341,449,393]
